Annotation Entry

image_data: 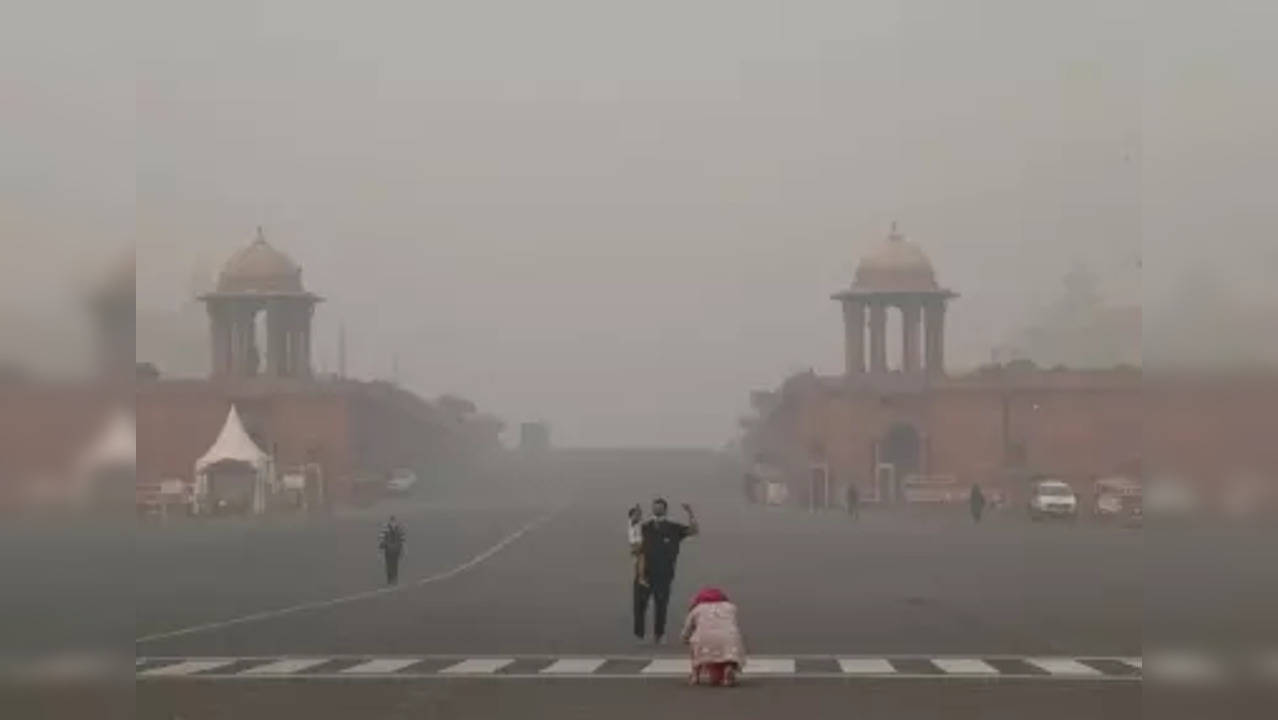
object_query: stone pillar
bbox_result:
[282,315,296,377]
[289,325,301,377]
[207,303,228,376]
[232,303,260,377]
[228,306,246,376]
[245,307,261,376]
[869,301,888,374]
[842,299,866,377]
[300,304,314,377]
[925,299,947,375]
[902,301,922,373]
[266,303,285,377]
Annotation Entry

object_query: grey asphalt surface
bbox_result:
[11,450,1278,717]
[134,678,1144,720]
[134,452,1144,659]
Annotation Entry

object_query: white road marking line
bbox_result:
[134,654,1145,681]
[1121,657,1142,669]
[1027,658,1103,677]
[838,658,896,675]
[641,658,692,675]
[540,658,606,674]
[439,658,515,675]
[240,658,330,675]
[341,658,423,675]
[745,658,795,674]
[139,659,236,677]
[136,511,558,644]
[932,658,999,675]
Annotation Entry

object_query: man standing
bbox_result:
[969,484,987,524]
[379,515,406,585]
[634,498,698,644]
[845,482,860,520]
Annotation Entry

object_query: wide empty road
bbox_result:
[119,450,1272,717]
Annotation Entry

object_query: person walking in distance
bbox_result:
[845,482,860,520]
[969,483,987,524]
[634,498,699,644]
[379,515,406,585]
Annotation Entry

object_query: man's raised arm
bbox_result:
[682,503,699,536]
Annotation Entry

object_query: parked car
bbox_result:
[1093,476,1142,526]
[1028,479,1078,521]
[387,468,419,494]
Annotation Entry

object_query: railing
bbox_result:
[136,479,194,509]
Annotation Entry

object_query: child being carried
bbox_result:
[627,505,647,587]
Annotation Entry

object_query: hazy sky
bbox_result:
[2,1,1275,445]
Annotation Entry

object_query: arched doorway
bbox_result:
[878,423,921,504]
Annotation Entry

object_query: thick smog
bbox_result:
[2,2,1276,719]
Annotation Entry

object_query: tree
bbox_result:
[462,413,506,451]
[1010,261,1130,369]
[436,394,478,422]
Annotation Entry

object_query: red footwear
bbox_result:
[705,663,725,686]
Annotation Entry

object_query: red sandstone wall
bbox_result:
[135,385,227,485]
[134,379,473,507]
[1143,378,1278,486]
[757,372,1277,505]
[926,390,1006,489]
[135,381,352,501]
[0,383,122,502]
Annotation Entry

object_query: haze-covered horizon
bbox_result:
[3,1,1276,446]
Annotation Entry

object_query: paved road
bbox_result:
[134,451,1144,659]
[134,678,1145,720]
[12,450,1278,716]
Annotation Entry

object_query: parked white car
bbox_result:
[1028,479,1078,521]
[1093,476,1142,526]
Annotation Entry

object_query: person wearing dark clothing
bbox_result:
[845,482,860,519]
[379,516,406,585]
[969,484,987,524]
[634,498,698,644]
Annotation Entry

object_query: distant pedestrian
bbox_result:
[845,482,860,519]
[682,586,745,686]
[634,498,699,644]
[379,515,406,585]
[969,484,986,524]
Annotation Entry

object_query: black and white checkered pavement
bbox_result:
[136,655,1144,680]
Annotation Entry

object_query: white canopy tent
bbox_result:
[194,404,270,514]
